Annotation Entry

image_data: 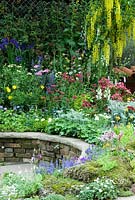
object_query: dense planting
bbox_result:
[1,0,135,199]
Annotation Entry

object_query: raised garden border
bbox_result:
[0,132,90,164]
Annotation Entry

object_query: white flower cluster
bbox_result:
[96,87,111,100]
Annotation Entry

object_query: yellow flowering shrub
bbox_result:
[86,0,135,66]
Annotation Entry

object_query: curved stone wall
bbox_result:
[0,132,90,164]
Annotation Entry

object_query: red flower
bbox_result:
[82,100,91,108]
[72,95,77,99]
[127,106,135,111]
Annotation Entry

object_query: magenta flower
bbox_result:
[42,69,50,73]
[35,70,43,76]
[34,65,40,69]
[50,84,56,88]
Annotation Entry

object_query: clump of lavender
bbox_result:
[34,145,104,175]
[36,157,78,175]
[84,145,104,161]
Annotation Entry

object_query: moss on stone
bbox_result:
[64,161,101,183]
[42,174,84,196]
[64,155,134,190]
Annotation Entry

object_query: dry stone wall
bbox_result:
[0,132,89,164]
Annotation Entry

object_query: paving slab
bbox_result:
[0,163,35,179]
[117,197,135,200]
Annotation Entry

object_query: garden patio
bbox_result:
[1,0,135,199]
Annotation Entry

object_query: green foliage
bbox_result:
[113,123,135,147]
[0,173,42,199]
[0,109,47,132]
[43,193,66,200]
[97,154,118,171]
[118,190,134,197]
[0,0,89,71]
[108,100,135,126]
[46,109,109,143]
[78,177,119,200]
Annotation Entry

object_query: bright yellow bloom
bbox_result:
[103,142,110,148]
[12,85,17,90]
[6,87,11,93]
[125,108,128,112]
[8,95,13,100]
[130,115,134,119]
[127,97,131,102]
[126,123,131,129]
[115,115,121,121]
[40,85,45,90]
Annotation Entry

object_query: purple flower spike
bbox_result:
[1,38,9,45]
[10,38,20,49]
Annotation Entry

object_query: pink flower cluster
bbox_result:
[100,131,117,142]
[98,77,131,101]
[35,69,50,76]
[98,77,114,90]
[100,131,123,142]
[62,72,83,83]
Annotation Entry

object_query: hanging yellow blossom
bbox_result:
[104,0,113,11]
[104,0,113,29]
[86,0,135,68]
[92,43,99,64]
[106,11,112,29]
[103,41,110,65]
[115,38,123,57]
[115,0,121,25]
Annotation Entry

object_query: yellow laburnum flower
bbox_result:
[8,95,13,100]
[6,87,11,93]
[40,85,45,90]
[12,85,17,90]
